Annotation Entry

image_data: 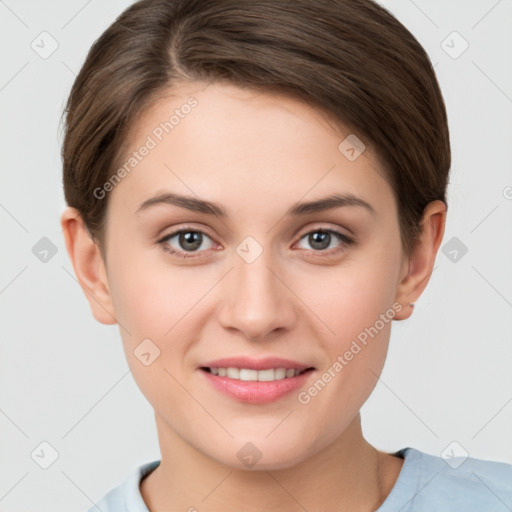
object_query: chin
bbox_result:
[206,435,315,472]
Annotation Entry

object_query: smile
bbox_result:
[202,367,308,381]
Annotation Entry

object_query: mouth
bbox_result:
[200,366,313,381]
[198,357,315,404]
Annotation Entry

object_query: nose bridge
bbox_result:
[218,242,296,340]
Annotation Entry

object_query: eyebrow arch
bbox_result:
[135,192,376,218]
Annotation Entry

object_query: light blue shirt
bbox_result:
[88,447,512,511]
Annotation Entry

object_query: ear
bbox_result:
[60,207,117,325]
[393,200,447,321]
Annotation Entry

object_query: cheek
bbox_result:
[108,247,199,335]
[296,266,395,430]
[298,247,400,342]
[107,261,194,408]
[291,235,401,406]
[106,249,215,384]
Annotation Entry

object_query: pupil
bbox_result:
[310,231,330,250]
[177,231,332,252]
[180,231,202,251]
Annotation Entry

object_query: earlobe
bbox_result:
[60,207,118,326]
[393,200,447,321]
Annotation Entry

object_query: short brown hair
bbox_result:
[61,0,450,258]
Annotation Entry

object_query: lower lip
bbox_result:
[200,369,314,404]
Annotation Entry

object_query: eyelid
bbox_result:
[156,223,216,243]
[294,222,353,241]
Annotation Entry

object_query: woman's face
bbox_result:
[101,81,409,469]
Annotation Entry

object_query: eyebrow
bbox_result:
[135,191,376,218]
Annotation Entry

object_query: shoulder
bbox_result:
[86,460,160,512]
[378,446,512,512]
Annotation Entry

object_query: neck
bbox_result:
[140,414,401,511]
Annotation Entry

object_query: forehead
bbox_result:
[106,80,394,222]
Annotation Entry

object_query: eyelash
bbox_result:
[157,226,354,260]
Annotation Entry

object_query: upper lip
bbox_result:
[200,357,314,372]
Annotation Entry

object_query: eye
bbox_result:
[157,226,354,260]
[157,228,215,259]
[295,228,353,255]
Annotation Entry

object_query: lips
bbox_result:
[199,356,315,404]
[200,356,312,372]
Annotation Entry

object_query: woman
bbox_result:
[60,0,512,510]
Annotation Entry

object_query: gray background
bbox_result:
[1,0,511,510]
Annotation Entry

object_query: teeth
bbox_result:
[275,368,286,379]
[207,367,304,381]
[257,369,275,381]
[227,367,239,379]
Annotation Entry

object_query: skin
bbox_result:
[61,80,446,511]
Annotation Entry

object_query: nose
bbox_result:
[217,249,298,341]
